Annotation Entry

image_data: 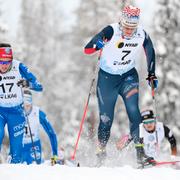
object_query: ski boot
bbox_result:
[95,143,107,167]
[51,147,65,166]
[135,144,155,169]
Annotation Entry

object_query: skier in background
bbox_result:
[139,109,177,159]
[116,110,177,160]
[0,43,42,163]
[84,5,158,166]
[22,89,58,164]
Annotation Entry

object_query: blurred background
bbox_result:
[0,0,180,164]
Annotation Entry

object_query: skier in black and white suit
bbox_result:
[140,110,177,159]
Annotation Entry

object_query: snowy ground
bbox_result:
[1,141,179,180]
[0,163,180,180]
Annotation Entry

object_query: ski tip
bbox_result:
[77,162,80,167]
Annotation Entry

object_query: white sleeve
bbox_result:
[139,123,144,138]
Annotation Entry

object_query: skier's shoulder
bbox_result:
[135,25,147,38]
[156,121,164,132]
[16,60,29,73]
[38,108,47,119]
[136,25,145,32]
[32,105,40,112]
[101,23,114,36]
[137,26,152,41]
[156,121,164,127]
[30,105,40,117]
[12,59,21,67]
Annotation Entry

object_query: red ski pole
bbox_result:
[71,49,103,160]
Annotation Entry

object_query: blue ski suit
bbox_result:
[22,106,58,164]
[0,60,42,163]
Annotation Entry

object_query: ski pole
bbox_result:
[71,48,103,160]
[150,79,157,120]
[25,112,38,163]
[150,79,160,153]
[20,86,38,163]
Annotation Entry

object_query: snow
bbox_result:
[0,163,180,180]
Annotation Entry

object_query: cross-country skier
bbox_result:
[116,110,177,159]
[84,5,158,165]
[0,43,42,163]
[139,109,177,159]
[22,89,58,164]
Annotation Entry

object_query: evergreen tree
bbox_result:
[0,1,8,42]
[17,0,66,157]
[151,0,180,139]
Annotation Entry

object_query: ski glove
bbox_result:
[17,79,29,88]
[95,39,104,50]
[146,73,158,89]
[51,155,64,166]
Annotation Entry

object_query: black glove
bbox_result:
[17,79,29,88]
[146,73,158,89]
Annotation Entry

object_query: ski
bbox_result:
[116,134,133,151]
[138,160,180,169]
[152,160,180,166]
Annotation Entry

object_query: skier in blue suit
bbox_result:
[22,89,58,164]
[0,43,43,163]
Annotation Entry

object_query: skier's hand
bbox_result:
[94,39,105,50]
[17,79,29,88]
[51,155,58,165]
[146,73,158,89]
[51,155,64,166]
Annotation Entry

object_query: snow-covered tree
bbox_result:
[0,1,8,42]
[17,0,67,157]
[151,0,180,143]
[0,21,8,42]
